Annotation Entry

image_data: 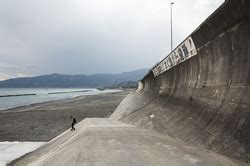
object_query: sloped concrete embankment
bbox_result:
[10,118,247,166]
[111,0,250,163]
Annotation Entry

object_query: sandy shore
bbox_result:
[0,90,130,142]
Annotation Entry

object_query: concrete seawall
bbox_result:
[9,1,250,165]
[111,0,250,162]
[11,119,247,166]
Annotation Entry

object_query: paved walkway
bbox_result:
[12,118,246,166]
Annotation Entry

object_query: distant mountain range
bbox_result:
[0,69,148,88]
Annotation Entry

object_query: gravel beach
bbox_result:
[0,90,130,142]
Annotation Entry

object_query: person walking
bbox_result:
[71,116,77,131]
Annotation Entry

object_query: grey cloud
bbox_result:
[0,62,36,80]
[0,0,224,80]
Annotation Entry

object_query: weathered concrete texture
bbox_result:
[11,119,246,166]
[111,0,250,163]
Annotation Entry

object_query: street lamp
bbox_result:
[170,2,174,52]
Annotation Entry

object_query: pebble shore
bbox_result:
[0,90,129,142]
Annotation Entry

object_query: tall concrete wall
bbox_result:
[111,0,250,162]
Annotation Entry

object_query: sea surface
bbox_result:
[0,88,121,110]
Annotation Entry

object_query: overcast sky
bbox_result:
[0,0,224,80]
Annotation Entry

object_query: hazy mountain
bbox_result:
[114,81,138,88]
[0,69,148,88]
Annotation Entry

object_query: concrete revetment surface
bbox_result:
[11,118,246,166]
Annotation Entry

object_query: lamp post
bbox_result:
[170,2,174,52]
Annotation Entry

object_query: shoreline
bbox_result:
[0,90,130,142]
[0,89,122,112]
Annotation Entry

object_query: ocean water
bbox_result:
[0,88,121,110]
